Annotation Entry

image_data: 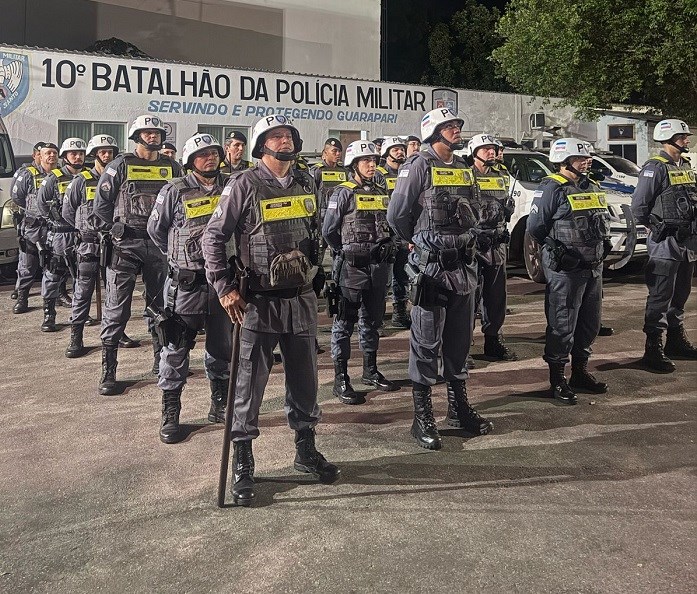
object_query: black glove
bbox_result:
[602,239,613,259]
[312,266,326,297]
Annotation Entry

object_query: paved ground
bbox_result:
[0,265,695,593]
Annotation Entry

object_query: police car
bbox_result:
[0,116,19,276]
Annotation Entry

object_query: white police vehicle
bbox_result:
[0,116,19,276]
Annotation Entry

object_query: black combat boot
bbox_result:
[598,325,614,336]
[640,333,676,372]
[361,351,399,391]
[231,440,255,506]
[151,331,163,376]
[11,288,18,300]
[548,363,577,404]
[208,378,228,423]
[13,288,29,314]
[391,300,411,329]
[118,333,141,348]
[446,380,494,435]
[57,281,72,307]
[411,383,442,450]
[159,389,183,444]
[40,298,57,332]
[294,427,341,483]
[65,324,86,358]
[484,334,518,361]
[569,360,608,393]
[665,326,697,360]
[333,358,364,404]
[98,343,119,395]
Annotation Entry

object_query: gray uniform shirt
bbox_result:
[10,161,42,210]
[630,150,695,261]
[202,161,318,333]
[386,145,477,295]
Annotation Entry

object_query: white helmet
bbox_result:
[549,138,591,164]
[381,136,407,158]
[250,114,302,160]
[344,141,380,168]
[467,133,498,158]
[128,115,167,148]
[421,108,464,145]
[86,134,119,158]
[653,119,692,142]
[182,133,224,168]
[59,137,87,158]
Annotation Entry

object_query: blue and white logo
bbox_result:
[0,51,30,117]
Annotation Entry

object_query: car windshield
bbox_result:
[601,155,640,175]
[503,152,554,183]
[0,134,16,178]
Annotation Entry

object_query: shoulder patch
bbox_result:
[398,169,409,178]
[643,170,655,178]
[105,167,117,177]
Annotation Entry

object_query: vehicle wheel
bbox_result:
[523,231,546,283]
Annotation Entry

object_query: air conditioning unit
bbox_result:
[530,112,546,130]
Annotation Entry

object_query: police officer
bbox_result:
[372,138,384,158]
[220,131,253,175]
[323,140,399,405]
[468,133,517,360]
[377,136,411,328]
[310,138,349,246]
[93,115,182,396]
[63,134,138,357]
[202,114,340,506]
[36,137,87,332]
[631,119,697,370]
[160,142,177,161]
[406,135,421,158]
[387,108,493,450]
[11,142,58,314]
[527,138,611,404]
[147,133,232,443]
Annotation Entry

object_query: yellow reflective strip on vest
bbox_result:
[566,192,608,211]
[355,194,389,211]
[126,165,173,181]
[547,174,569,184]
[86,187,96,201]
[668,169,696,185]
[431,167,473,186]
[27,166,39,176]
[51,168,62,177]
[385,178,396,190]
[650,156,669,163]
[183,195,220,219]
[80,170,93,180]
[339,181,358,189]
[321,170,347,183]
[475,176,507,191]
[58,181,70,195]
[259,194,316,222]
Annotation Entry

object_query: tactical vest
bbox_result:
[114,154,174,229]
[471,166,510,231]
[547,174,610,264]
[24,165,49,219]
[75,169,101,235]
[314,163,349,221]
[339,181,392,254]
[377,165,398,195]
[168,177,222,271]
[412,153,476,236]
[220,160,253,176]
[238,168,319,291]
[648,156,697,230]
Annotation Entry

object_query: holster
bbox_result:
[325,280,340,317]
[544,237,581,272]
[99,233,113,268]
[146,303,193,349]
[405,263,449,307]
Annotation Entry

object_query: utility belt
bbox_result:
[79,231,100,244]
[405,262,451,308]
[648,216,696,243]
[476,227,510,250]
[248,283,312,299]
[342,240,395,267]
[544,238,602,272]
[169,267,208,290]
[111,221,151,240]
[413,243,473,271]
[49,223,77,234]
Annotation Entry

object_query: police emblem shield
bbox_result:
[432,88,458,114]
[0,51,29,117]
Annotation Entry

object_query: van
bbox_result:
[0,116,19,276]
[502,148,645,283]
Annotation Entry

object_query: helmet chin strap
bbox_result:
[666,140,689,154]
[436,133,465,151]
[192,166,219,179]
[389,156,406,166]
[475,154,496,167]
[262,146,297,161]
[564,161,587,180]
[67,160,84,171]
[136,137,163,152]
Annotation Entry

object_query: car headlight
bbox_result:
[0,204,15,229]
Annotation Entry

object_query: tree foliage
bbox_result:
[492,0,697,121]
[423,0,513,92]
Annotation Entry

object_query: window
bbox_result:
[198,125,250,160]
[608,124,635,141]
[0,133,16,178]
[609,144,638,164]
[503,153,554,184]
[58,121,126,151]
